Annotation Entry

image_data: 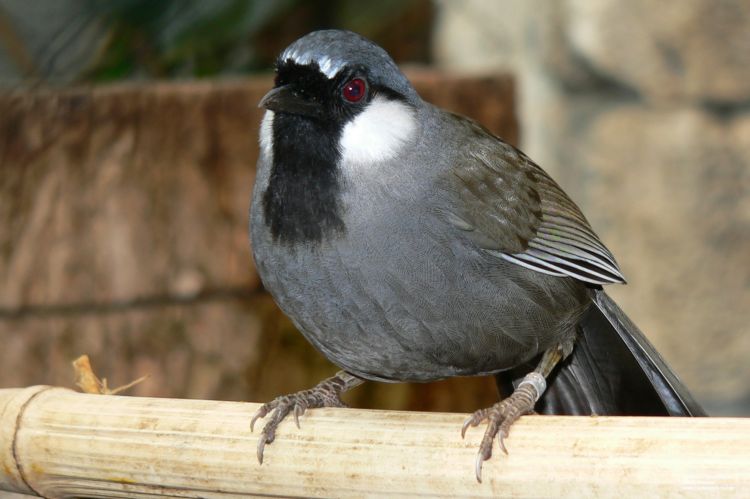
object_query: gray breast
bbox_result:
[250,112,589,382]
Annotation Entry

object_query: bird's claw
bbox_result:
[293,403,307,429]
[475,452,485,483]
[250,394,307,464]
[497,430,509,455]
[250,403,273,432]
[250,375,352,465]
[256,431,268,464]
[461,417,473,439]
[463,382,538,482]
[250,397,291,464]
[461,408,487,439]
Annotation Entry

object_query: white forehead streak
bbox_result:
[280,48,345,79]
[340,97,416,165]
[259,110,274,158]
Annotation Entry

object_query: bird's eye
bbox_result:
[342,78,366,103]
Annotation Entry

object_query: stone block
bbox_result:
[567,0,750,103]
[569,104,750,413]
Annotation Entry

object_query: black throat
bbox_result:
[262,112,345,245]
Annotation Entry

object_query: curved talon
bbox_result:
[293,403,304,429]
[257,435,267,464]
[497,431,508,455]
[475,452,485,483]
[250,410,263,432]
[461,416,474,438]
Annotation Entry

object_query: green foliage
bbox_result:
[85,0,295,80]
[82,0,428,82]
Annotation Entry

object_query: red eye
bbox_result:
[342,78,366,102]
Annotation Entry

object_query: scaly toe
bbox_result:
[461,408,489,438]
[250,397,282,432]
[249,372,363,467]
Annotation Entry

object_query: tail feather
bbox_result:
[531,289,705,416]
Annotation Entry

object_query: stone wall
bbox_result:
[435,0,750,415]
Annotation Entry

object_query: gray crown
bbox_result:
[279,30,419,102]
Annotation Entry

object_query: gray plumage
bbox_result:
[249,31,703,481]
[250,31,605,381]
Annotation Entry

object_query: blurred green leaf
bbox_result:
[72,0,432,82]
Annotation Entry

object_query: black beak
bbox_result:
[259,85,323,118]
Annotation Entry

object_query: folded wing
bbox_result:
[444,116,625,286]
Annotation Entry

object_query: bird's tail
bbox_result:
[529,289,706,416]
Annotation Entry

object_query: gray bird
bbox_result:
[249,29,704,482]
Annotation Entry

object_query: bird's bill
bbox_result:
[258,85,323,118]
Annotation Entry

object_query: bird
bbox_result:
[248,29,705,482]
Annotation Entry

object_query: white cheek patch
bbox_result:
[259,110,274,158]
[339,97,416,165]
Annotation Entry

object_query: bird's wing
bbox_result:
[443,116,625,286]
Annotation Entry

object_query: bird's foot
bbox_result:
[461,372,546,483]
[250,371,362,464]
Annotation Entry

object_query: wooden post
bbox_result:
[1,386,748,497]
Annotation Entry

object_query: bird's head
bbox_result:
[259,30,421,165]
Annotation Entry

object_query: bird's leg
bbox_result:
[251,370,364,464]
[462,345,565,482]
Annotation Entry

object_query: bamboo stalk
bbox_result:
[0,386,748,498]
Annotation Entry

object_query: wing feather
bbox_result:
[443,114,625,286]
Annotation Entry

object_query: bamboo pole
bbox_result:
[0,386,748,498]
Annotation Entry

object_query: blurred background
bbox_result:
[0,0,747,416]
